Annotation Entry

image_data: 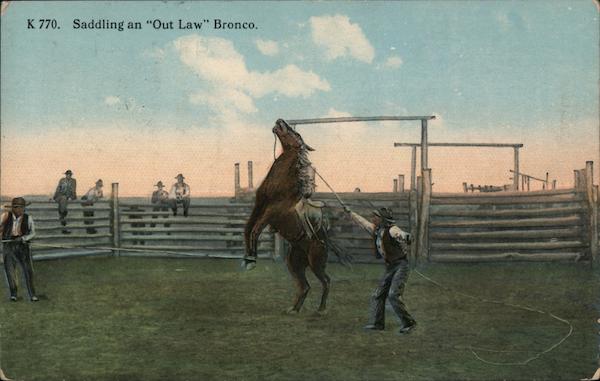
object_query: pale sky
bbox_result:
[1,1,598,197]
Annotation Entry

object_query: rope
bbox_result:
[3,241,228,258]
[304,168,574,366]
[413,269,573,366]
[312,167,349,210]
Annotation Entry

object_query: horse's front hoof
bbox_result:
[314,309,328,316]
[283,307,299,315]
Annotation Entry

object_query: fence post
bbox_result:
[584,161,598,261]
[417,170,432,262]
[111,183,120,257]
[513,147,520,191]
[398,175,405,193]
[409,188,419,267]
[410,146,417,191]
[247,161,254,190]
[234,163,241,196]
[393,179,398,193]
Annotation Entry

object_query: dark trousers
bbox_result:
[170,198,190,216]
[55,195,69,224]
[82,202,96,234]
[2,241,36,299]
[368,259,414,328]
[150,203,171,231]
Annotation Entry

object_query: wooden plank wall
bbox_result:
[427,189,588,262]
[118,198,273,259]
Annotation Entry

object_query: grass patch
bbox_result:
[0,257,598,380]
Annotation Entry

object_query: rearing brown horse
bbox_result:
[243,119,348,313]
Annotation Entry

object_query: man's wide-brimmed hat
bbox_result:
[65,170,73,175]
[9,197,30,208]
[373,207,395,223]
[175,174,185,179]
[155,181,164,187]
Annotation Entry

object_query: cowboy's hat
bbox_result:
[64,170,73,175]
[155,181,164,187]
[373,207,395,224]
[4,197,30,209]
[175,174,185,179]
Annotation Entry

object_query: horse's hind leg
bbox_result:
[286,245,310,313]
[308,242,330,313]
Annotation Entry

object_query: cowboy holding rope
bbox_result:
[344,206,416,334]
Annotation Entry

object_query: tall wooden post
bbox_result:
[513,147,520,191]
[398,175,405,193]
[585,161,598,261]
[552,180,557,190]
[111,183,120,257]
[247,161,254,189]
[234,163,241,196]
[409,183,419,266]
[574,169,581,189]
[420,119,428,171]
[544,172,549,190]
[417,170,432,262]
[393,179,398,193]
[462,182,468,193]
[410,146,417,191]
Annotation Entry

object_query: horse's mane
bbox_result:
[296,146,313,197]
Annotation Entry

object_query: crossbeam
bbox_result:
[509,170,547,183]
[287,116,436,125]
[394,142,523,148]
[395,141,524,190]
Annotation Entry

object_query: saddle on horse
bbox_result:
[294,198,328,241]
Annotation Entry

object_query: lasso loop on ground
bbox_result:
[413,268,573,366]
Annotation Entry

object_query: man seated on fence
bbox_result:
[53,169,77,234]
[1,197,39,302]
[343,206,416,334]
[151,181,171,230]
[81,179,104,234]
[169,174,191,217]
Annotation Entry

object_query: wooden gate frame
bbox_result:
[287,116,435,265]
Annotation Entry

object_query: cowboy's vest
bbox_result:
[373,225,408,265]
[2,213,30,241]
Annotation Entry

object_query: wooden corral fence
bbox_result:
[4,199,114,260]
[423,161,598,263]
[2,162,597,264]
[117,197,273,259]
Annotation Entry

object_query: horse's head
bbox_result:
[272,119,315,152]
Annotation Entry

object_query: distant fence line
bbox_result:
[2,161,598,264]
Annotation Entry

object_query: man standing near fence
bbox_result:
[169,174,190,217]
[53,169,77,234]
[343,206,416,334]
[1,197,39,302]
